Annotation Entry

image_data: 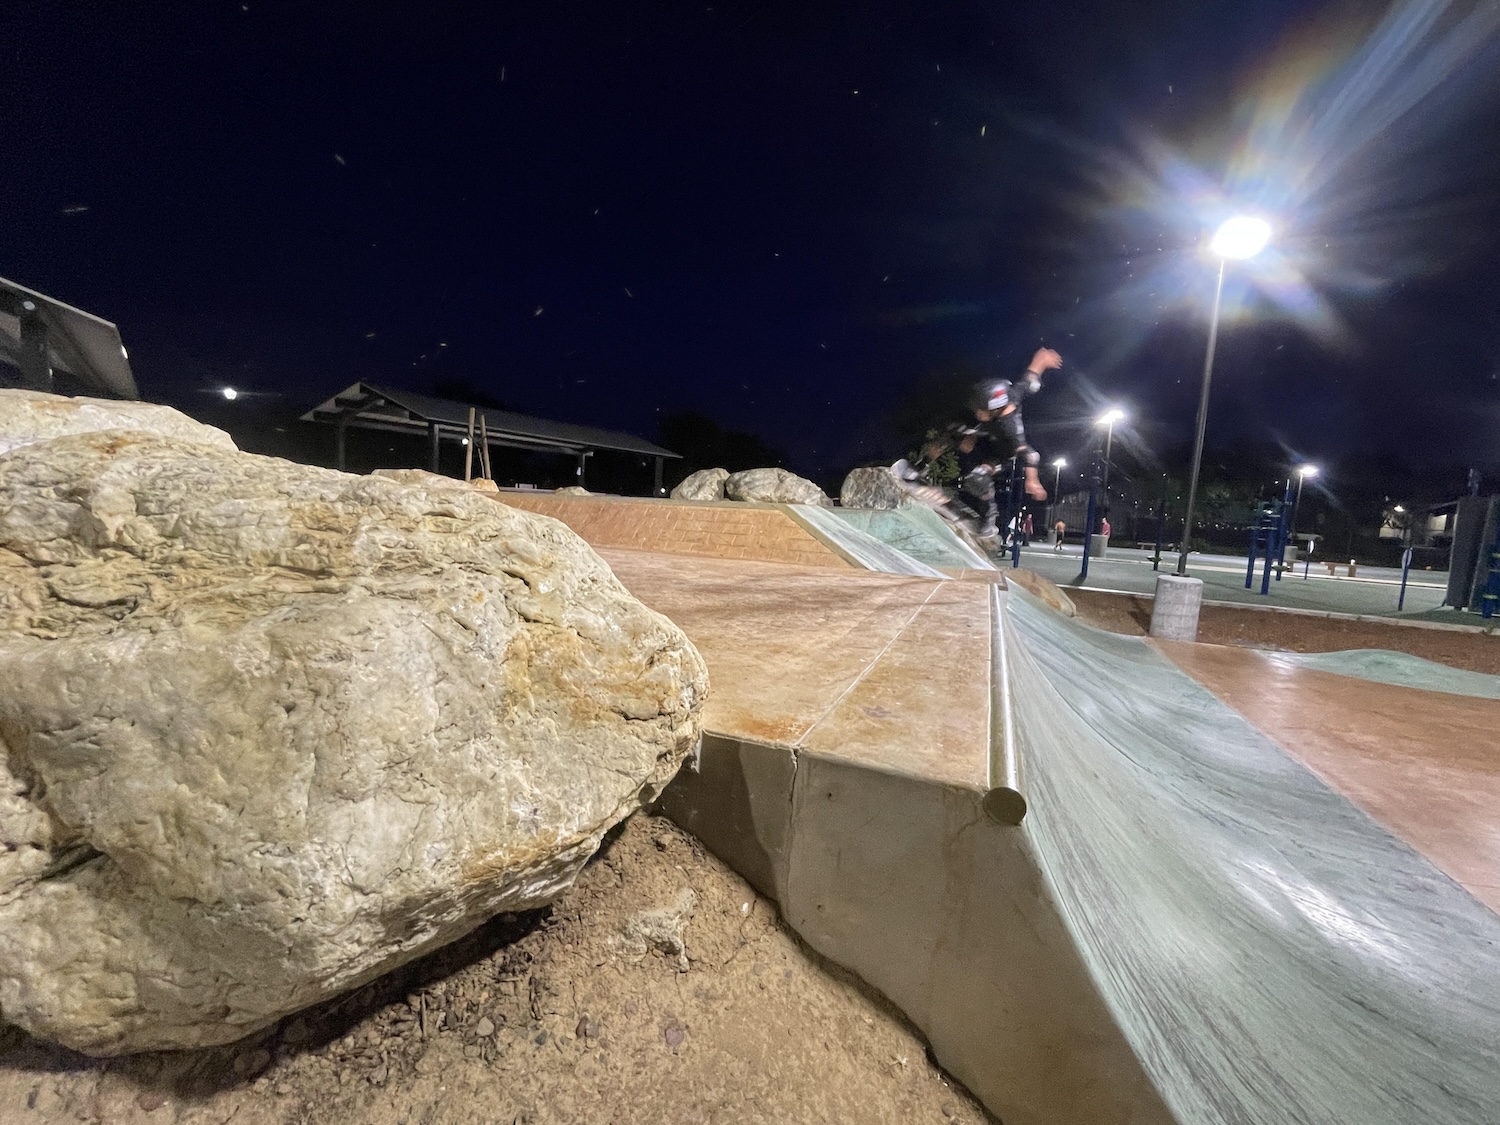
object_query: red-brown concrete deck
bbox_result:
[501,493,851,569]
[599,547,992,788]
[1156,639,1500,913]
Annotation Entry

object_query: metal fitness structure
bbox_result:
[0,276,137,399]
[302,382,680,492]
[1244,479,1293,595]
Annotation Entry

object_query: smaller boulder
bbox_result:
[670,467,730,502]
[839,466,905,510]
[555,485,591,496]
[724,467,832,507]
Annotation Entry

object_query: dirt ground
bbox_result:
[0,815,990,1125]
[1069,588,1500,675]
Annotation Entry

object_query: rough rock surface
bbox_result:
[555,486,591,496]
[838,467,904,510]
[723,468,832,507]
[369,468,468,490]
[369,470,498,494]
[0,389,234,457]
[0,431,708,1055]
[669,468,729,502]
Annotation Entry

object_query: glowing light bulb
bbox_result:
[1210,216,1271,260]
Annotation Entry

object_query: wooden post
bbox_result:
[428,422,441,474]
[479,415,493,479]
[465,408,475,482]
[653,456,664,496]
[335,417,347,472]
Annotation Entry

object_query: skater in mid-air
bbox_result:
[894,347,1062,541]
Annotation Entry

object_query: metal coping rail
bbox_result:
[983,581,1027,825]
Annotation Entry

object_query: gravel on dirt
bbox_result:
[0,815,992,1125]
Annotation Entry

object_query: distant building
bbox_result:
[302,382,680,494]
[0,276,137,398]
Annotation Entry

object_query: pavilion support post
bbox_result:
[576,453,588,489]
[17,314,53,391]
[428,422,441,474]
[653,456,664,496]
[464,408,475,482]
[334,417,348,472]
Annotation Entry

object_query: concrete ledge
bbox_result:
[659,736,1171,1125]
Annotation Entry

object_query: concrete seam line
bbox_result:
[798,583,945,747]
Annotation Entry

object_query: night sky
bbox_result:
[5,0,1500,497]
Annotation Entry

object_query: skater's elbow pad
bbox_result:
[997,411,1039,466]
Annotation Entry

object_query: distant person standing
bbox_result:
[1100,514,1111,539]
[1053,519,1066,551]
[1021,510,1034,545]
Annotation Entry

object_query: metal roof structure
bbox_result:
[0,276,138,399]
[302,382,679,488]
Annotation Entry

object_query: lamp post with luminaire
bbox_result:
[1175,215,1272,576]
[1095,409,1125,489]
[1049,457,1067,534]
[1291,464,1318,538]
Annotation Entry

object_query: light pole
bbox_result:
[1095,408,1125,489]
[1049,457,1067,535]
[1291,464,1318,538]
[1176,215,1272,576]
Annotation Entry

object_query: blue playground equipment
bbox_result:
[1482,517,1500,621]
[1245,480,1293,596]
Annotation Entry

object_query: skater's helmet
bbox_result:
[969,379,1013,415]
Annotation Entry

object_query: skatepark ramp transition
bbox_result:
[495,491,1500,1123]
[658,583,1500,1125]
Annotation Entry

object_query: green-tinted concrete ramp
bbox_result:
[832,504,997,570]
[496,492,1500,1124]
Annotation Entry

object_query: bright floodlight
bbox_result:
[221,387,239,401]
[1296,463,1319,478]
[1052,457,1067,468]
[1095,408,1126,426]
[1210,216,1271,260]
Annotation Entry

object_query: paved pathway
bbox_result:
[1014,543,1464,621]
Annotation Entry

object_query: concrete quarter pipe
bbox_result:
[498,493,1500,1123]
[1007,591,1500,1124]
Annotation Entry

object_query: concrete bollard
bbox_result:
[1149,574,1204,642]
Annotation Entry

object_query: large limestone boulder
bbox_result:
[670,467,729,502]
[724,467,832,507]
[0,388,235,457]
[0,429,708,1055]
[839,466,904,510]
